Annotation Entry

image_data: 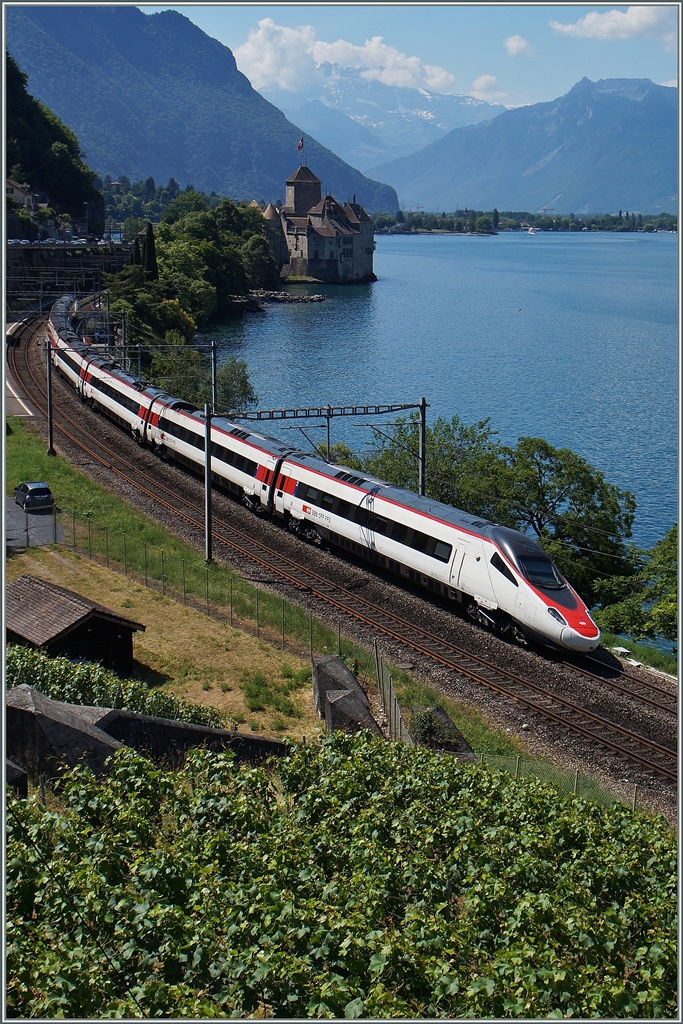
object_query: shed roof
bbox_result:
[6,574,145,647]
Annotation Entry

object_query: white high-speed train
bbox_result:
[47,299,600,652]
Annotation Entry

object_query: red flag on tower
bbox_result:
[297,137,304,151]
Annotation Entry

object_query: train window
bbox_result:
[392,523,407,545]
[321,493,335,508]
[433,540,453,563]
[307,488,319,502]
[373,515,389,534]
[490,552,518,586]
[518,556,565,589]
[337,499,351,519]
[410,530,428,553]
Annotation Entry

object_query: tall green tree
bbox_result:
[595,525,677,642]
[144,221,158,281]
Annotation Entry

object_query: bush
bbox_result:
[6,645,224,728]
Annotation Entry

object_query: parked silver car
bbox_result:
[14,482,55,510]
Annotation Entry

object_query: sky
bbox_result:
[141,3,679,105]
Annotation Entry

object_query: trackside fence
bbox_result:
[41,511,651,813]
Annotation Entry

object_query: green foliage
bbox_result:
[474,215,493,233]
[6,735,676,1017]
[238,668,307,717]
[5,52,102,224]
[5,645,224,728]
[215,356,258,413]
[143,221,158,282]
[595,525,678,643]
[104,192,279,342]
[361,415,637,605]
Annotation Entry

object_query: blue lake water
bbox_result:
[198,232,678,550]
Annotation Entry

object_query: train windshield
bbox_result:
[518,556,565,589]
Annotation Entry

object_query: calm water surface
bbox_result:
[199,232,678,549]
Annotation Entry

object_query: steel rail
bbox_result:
[10,320,677,783]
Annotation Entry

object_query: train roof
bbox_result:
[286,450,500,538]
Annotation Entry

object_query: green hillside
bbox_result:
[6,6,398,214]
[6,52,103,228]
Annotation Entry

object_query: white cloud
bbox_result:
[470,74,508,101]
[234,18,456,93]
[549,6,677,52]
[660,78,678,87]
[504,35,535,57]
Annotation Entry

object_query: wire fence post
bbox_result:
[337,622,341,656]
[282,598,285,650]
[72,510,76,551]
[515,755,521,780]
[182,559,186,604]
[229,578,233,626]
[144,542,147,586]
[105,527,108,568]
[256,588,259,638]
[632,784,638,812]
[53,508,57,544]
[87,518,91,559]
[39,775,46,807]
[25,510,29,548]
[161,550,165,596]
[123,533,127,576]
[205,564,209,615]
[573,769,579,795]
[309,611,313,660]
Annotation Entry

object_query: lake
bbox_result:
[198,232,678,550]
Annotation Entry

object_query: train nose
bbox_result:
[561,627,600,652]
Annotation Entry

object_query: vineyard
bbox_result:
[6,733,676,1018]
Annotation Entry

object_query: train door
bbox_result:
[459,539,496,605]
[274,467,290,515]
[359,492,374,549]
[260,458,277,508]
[449,542,468,590]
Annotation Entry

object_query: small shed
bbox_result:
[6,574,145,674]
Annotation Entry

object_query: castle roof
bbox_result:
[343,202,373,225]
[285,165,321,185]
[262,203,280,222]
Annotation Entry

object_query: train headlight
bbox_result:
[547,607,567,626]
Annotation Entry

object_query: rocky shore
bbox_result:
[250,289,326,303]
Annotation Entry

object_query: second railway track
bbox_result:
[8,315,678,785]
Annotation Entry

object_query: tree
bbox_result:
[595,525,677,642]
[132,237,142,266]
[149,332,204,404]
[215,357,258,412]
[475,216,493,233]
[144,221,158,281]
[492,208,499,230]
[492,437,637,605]
[240,234,280,289]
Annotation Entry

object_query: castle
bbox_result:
[262,166,376,284]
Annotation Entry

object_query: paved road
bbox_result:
[6,504,65,550]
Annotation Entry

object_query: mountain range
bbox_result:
[5,5,398,213]
[260,67,503,173]
[370,77,678,214]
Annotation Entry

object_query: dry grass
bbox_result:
[6,547,322,742]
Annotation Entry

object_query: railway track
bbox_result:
[8,315,678,785]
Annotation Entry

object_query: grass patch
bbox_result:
[387,666,524,756]
[598,631,677,675]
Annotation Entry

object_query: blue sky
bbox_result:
[142,4,678,104]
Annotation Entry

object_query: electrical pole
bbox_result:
[211,339,217,411]
[204,403,212,564]
[46,336,55,456]
[418,396,427,497]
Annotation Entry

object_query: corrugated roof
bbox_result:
[6,575,145,647]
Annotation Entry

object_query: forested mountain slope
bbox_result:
[6,6,398,213]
